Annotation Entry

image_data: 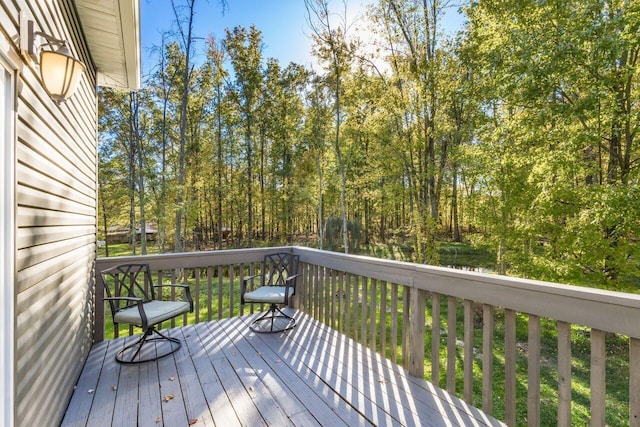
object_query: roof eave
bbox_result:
[75,0,141,91]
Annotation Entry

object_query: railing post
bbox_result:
[93,266,105,343]
[557,321,572,427]
[591,329,606,427]
[528,314,541,426]
[431,292,441,386]
[505,309,517,426]
[631,337,640,427]
[408,287,426,377]
[482,304,495,414]
[447,296,457,394]
[463,300,474,403]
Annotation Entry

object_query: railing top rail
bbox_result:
[96,246,293,271]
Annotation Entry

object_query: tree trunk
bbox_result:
[127,96,137,255]
[216,85,224,250]
[316,150,324,250]
[452,163,461,242]
[259,127,266,240]
[335,77,348,254]
[131,92,147,255]
[246,116,253,246]
[173,0,196,253]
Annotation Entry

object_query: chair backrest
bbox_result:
[263,253,299,287]
[101,263,155,317]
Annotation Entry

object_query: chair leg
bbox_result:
[250,304,296,333]
[116,327,182,364]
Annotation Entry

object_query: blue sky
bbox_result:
[140,0,324,75]
[140,0,465,76]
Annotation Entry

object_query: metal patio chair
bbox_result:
[101,263,193,364]
[241,253,300,333]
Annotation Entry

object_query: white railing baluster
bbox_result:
[431,292,441,386]
[591,329,606,427]
[447,296,457,394]
[409,287,426,378]
[528,314,541,426]
[482,304,494,414]
[463,299,474,404]
[369,278,377,353]
[505,309,517,426]
[557,321,572,427]
[630,337,640,427]
[390,282,398,364]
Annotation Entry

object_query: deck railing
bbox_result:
[95,246,640,427]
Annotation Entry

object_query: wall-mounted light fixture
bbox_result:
[20,17,85,103]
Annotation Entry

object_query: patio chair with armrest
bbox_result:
[101,263,193,364]
[241,252,300,333]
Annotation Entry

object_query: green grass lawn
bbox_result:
[98,242,160,258]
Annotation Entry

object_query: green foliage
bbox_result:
[98,0,640,292]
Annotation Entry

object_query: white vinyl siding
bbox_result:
[2,2,98,426]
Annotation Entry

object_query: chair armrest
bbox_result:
[242,274,261,283]
[282,274,301,304]
[104,296,143,303]
[103,297,148,329]
[241,274,262,304]
[153,283,190,290]
[153,284,194,312]
[285,274,300,284]
[285,274,300,291]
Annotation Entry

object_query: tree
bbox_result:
[204,35,229,249]
[304,73,333,249]
[224,25,264,246]
[98,88,154,255]
[171,0,197,253]
[148,35,180,253]
[370,0,453,263]
[463,0,640,285]
[306,0,356,253]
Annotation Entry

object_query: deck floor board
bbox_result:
[62,341,109,427]
[61,310,504,427]
[186,323,242,427]
[85,338,124,427]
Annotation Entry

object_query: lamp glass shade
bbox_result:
[39,46,85,103]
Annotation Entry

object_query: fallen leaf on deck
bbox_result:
[168,376,175,381]
[188,419,198,425]
[154,417,161,423]
[163,393,175,402]
[232,351,236,356]
[87,389,95,394]
[378,379,388,384]
[248,386,255,392]
[112,386,118,391]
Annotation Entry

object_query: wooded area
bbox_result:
[98,0,640,291]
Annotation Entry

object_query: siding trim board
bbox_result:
[0,51,16,427]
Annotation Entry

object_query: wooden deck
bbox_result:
[61,310,503,426]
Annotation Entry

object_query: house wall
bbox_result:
[1,1,98,426]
